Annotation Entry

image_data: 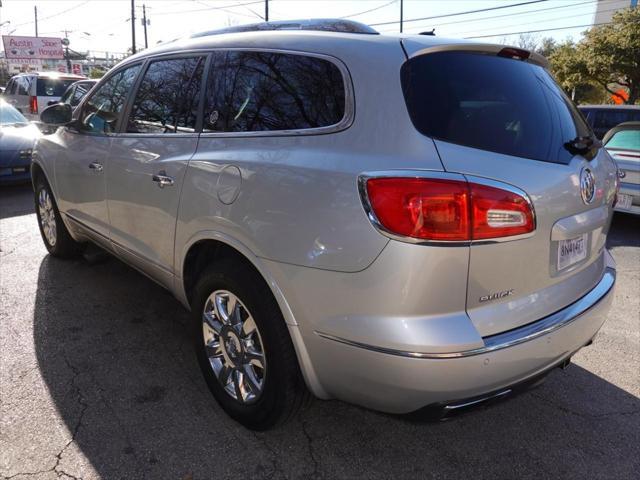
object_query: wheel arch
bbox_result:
[178,231,330,399]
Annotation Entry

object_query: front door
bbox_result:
[55,64,142,243]
[106,55,206,287]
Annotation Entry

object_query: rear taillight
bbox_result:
[362,176,535,242]
[29,96,38,114]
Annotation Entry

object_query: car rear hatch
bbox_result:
[36,77,78,114]
[400,40,618,337]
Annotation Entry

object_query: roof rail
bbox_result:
[190,18,379,38]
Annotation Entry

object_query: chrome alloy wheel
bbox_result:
[202,290,267,404]
[38,188,57,247]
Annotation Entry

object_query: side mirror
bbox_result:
[40,103,72,125]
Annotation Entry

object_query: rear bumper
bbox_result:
[303,257,615,413]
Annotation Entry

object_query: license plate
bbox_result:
[616,193,632,211]
[558,234,588,271]
[13,167,27,173]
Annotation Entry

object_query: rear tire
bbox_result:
[34,177,81,258]
[191,258,308,430]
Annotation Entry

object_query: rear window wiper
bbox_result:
[563,135,602,156]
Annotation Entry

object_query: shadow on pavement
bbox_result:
[607,212,640,248]
[33,229,639,479]
[0,183,34,220]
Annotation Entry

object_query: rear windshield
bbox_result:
[605,130,640,151]
[36,78,77,97]
[401,51,592,164]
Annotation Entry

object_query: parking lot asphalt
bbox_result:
[1,183,639,480]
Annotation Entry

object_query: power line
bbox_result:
[11,0,91,28]
[454,5,621,37]
[464,21,612,39]
[341,0,398,19]
[395,0,603,33]
[152,0,263,16]
[369,0,549,27]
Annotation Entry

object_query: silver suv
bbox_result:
[34,20,618,430]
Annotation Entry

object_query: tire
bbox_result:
[34,176,81,258]
[192,258,308,430]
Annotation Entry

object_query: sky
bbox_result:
[0,0,624,57]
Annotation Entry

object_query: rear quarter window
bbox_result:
[401,51,591,164]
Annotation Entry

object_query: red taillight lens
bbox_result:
[30,96,38,114]
[366,178,470,241]
[364,177,534,242]
[470,182,535,239]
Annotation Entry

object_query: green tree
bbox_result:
[580,7,640,104]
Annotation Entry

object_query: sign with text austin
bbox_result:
[2,36,64,60]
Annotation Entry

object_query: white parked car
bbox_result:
[3,72,85,121]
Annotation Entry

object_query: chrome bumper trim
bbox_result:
[316,267,615,359]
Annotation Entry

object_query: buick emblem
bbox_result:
[580,168,595,205]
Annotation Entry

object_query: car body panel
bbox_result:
[434,140,617,336]
[107,135,197,289]
[51,128,111,240]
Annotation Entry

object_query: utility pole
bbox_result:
[63,30,71,72]
[142,4,148,49]
[265,0,268,22]
[399,0,403,33]
[130,0,136,54]
[34,5,38,36]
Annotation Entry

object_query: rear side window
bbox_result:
[127,56,205,134]
[17,77,30,95]
[36,78,76,97]
[203,51,346,133]
[401,51,591,164]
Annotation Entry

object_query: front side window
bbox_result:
[71,83,92,106]
[127,56,205,134]
[401,51,592,164]
[203,51,346,133]
[80,64,141,134]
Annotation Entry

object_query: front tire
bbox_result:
[34,177,80,258]
[192,258,308,430]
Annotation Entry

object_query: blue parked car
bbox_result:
[0,99,41,185]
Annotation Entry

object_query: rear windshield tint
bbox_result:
[401,51,592,164]
[36,78,77,97]
[605,130,640,151]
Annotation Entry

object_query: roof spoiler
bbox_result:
[402,41,549,69]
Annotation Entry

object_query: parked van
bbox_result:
[3,72,85,121]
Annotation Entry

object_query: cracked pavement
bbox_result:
[1,184,639,479]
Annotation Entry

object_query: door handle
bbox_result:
[88,162,103,172]
[152,171,174,188]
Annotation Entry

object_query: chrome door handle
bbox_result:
[88,162,103,172]
[152,172,174,188]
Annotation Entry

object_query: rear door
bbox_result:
[106,54,206,288]
[400,46,618,336]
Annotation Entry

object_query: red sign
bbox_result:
[2,35,64,60]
